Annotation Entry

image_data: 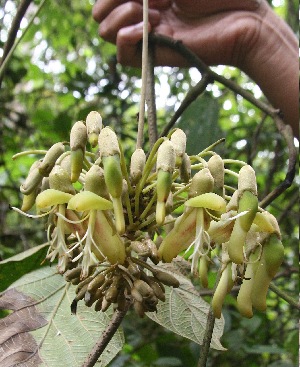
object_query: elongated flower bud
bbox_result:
[238,165,257,196]
[212,262,234,319]
[228,192,258,264]
[189,168,214,198]
[251,234,284,311]
[236,247,260,318]
[180,152,191,183]
[86,111,102,147]
[130,148,146,184]
[49,165,75,194]
[39,142,65,177]
[170,128,186,166]
[70,121,87,182]
[20,160,43,195]
[21,190,38,212]
[208,154,224,196]
[99,127,124,234]
[158,208,197,262]
[99,126,120,157]
[156,140,176,225]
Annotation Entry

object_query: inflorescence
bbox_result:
[12,111,284,319]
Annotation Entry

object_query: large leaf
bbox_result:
[146,262,225,351]
[0,243,49,292]
[0,266,124,367]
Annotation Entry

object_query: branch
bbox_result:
[269,282,300,311]
[0,0,32,67]
[146,42,158,148]
[149,33,297,208]
[197,270,222,367]
[0,0,48,88]
[159,72,212,137]
[81,301,131,367]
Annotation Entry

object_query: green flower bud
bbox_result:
[238,165,257,196]
[251,234,284,311]
[236,247,260,318]
[99,126,120,157]
[212,262,234,319]
[228,190,258,264]
[198,255,210,288]
[39,142,65,177]
[158,208,197,262]
[170,128,186,166]
[130,148,146,184]
[70,121,87,182]
[207,154,224,196]
[156,140,176,225]
[85,165,109,198]
[180,152,191,183]
[86,111,102,147]
[20,160,43,195]
[21,190,38,212]
[49,165,75,194]
[189,168,214,198]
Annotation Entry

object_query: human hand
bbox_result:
[92,0,268,68]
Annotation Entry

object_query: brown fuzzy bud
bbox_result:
[153,270,180,288]
[105,285,119,303]
[133,279,155,298]
[87,273,106,293]
[64,267,82,282]
[86,111,102,147]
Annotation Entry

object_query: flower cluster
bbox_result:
[13,111,284,319]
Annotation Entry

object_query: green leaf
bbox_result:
[0,266,124,366]
[146,262,225,351]
[0,243,49,292]
[177,93,221,155]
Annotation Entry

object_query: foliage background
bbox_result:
[0,0,298,366]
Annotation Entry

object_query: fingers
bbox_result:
[93,0,132,22]
[96,2,160,44]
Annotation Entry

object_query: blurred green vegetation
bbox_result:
[0,1,298,366]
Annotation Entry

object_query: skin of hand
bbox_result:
[93,0,299,136]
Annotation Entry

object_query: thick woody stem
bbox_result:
[81,300,131,367]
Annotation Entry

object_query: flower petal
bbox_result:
[36,189,73,208]
[185,193,226,212]
[67,190,113,211]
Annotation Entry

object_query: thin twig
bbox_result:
[269,283,300,310]
[0,0,48,88]
[81,301,131,367]
[146,41,158,148]
[136,0,149,149]
[197,270,222,367]
[0,0,33,67]
[160,72,212,137]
